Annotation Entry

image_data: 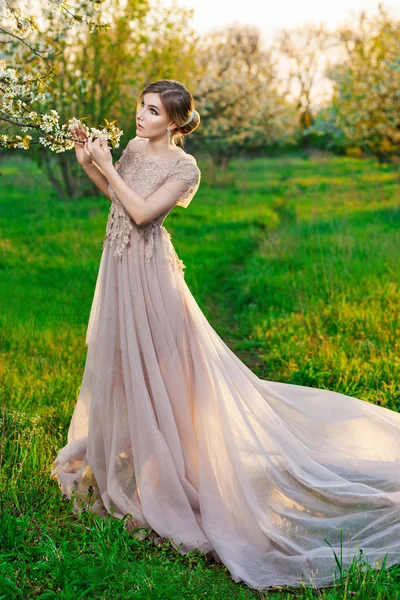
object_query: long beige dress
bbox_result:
[51,138,400,591]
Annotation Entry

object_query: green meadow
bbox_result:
[1,151,400,599]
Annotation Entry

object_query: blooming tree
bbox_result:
[1,0,198,198]
[322,5,400,161]
[191,24,298,165]
[274,23,335,139]
[0,0,123,153]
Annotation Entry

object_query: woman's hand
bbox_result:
[71,122,92,166]
[85,134,113,173]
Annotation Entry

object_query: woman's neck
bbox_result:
[145,137,181,158]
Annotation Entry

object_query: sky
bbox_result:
[23,0,400,106]
[163,0,400,106]
[169,0,400,41]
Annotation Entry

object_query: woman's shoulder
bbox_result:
[126,136,144,152]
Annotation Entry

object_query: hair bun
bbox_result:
[180,108,200,135]
[182,108,196,127]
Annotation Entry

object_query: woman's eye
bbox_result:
[140,101,157,115]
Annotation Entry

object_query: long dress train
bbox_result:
[51,138,400,591]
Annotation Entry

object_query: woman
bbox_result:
[51,79,400,591]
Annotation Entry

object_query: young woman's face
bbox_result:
[136,92,174,139]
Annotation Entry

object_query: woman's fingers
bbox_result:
[70,122,90,145]
[84,138,92,158]
[85,133,107,156]
[79,124,87,141]
[73,122,87,142]
[71,124,85,143]
[86,134,94,155]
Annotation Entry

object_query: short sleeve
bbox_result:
[168,159,201,208]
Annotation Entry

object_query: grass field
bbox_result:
[1,151,400,599]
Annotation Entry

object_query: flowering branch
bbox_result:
[0,0,123,153]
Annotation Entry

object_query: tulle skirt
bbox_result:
[51,224,400,590]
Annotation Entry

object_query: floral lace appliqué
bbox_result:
[104,197,134,259]
[138,222,163,262]
[160,227,186,276]
[103,146,200,262]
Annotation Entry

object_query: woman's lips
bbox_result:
[137,123,144,130]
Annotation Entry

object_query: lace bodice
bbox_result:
[103,140,201,262]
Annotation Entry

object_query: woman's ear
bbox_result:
[168,121,179,132]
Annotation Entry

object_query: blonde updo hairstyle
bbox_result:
[137,79,200,148]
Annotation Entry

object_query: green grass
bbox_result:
[1,152,400,599]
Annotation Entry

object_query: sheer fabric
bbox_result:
[51,139,400,591]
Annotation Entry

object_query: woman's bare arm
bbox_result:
[81,161,111,201]
[71,121,112,201]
